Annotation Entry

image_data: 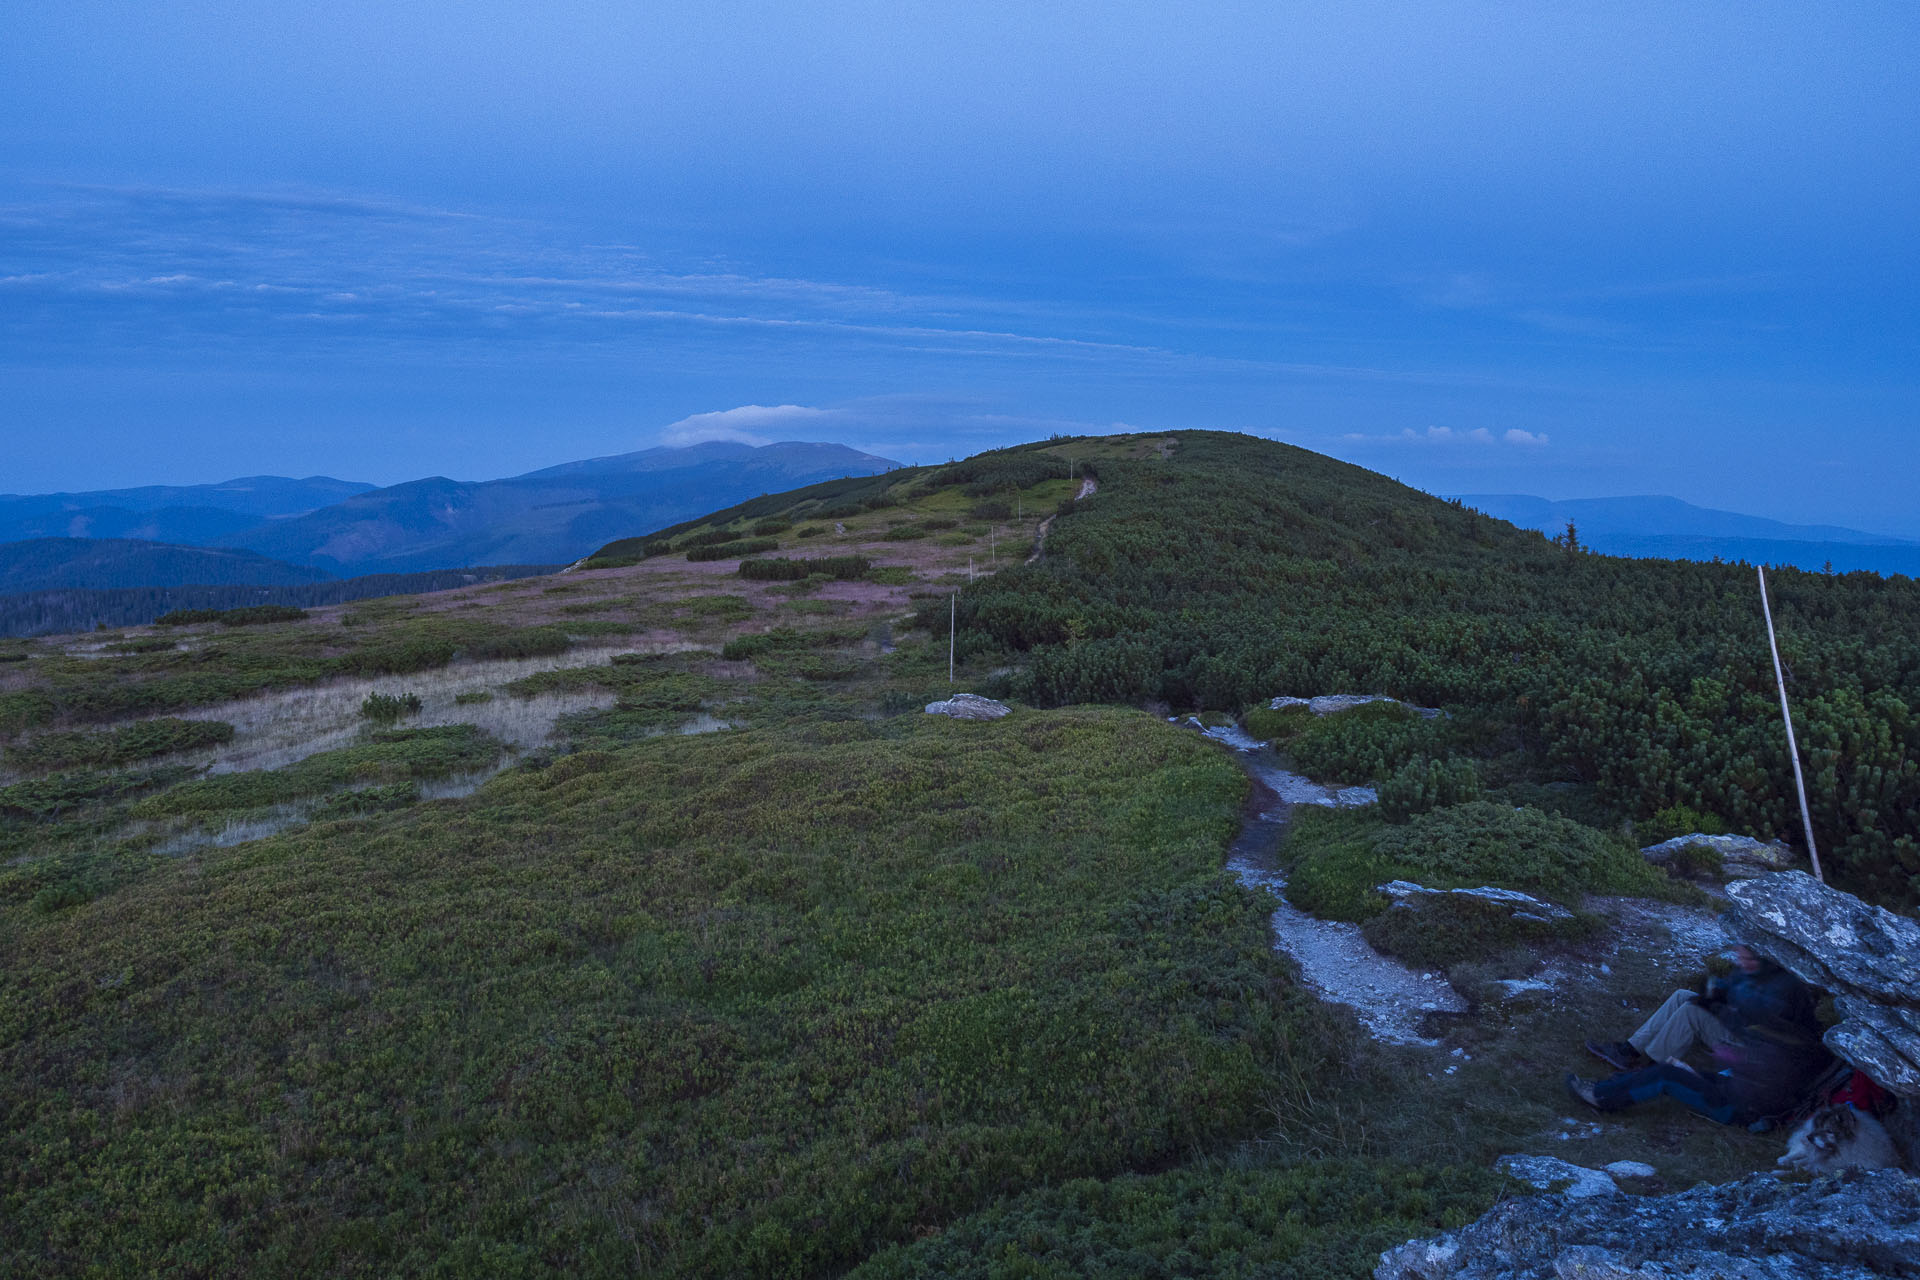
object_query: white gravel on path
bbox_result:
[1229,832,1467,1045]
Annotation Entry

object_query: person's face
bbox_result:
[1733,945,1762,974]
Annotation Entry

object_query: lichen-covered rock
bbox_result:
[1375,1168,1920,1279]
[1725,871,1920,1098]
[1268,693,1443,719]
[1494,1154,1617,1198]
[1641,833,1797,874]
[1378,881,1574,923]
[923,693,1011,720]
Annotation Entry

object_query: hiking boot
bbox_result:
[1585,1038,1646,1072]
[1564,1072,1602,1110]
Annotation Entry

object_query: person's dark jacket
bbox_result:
[1708,958,1819,1039]
[1706,957,1829,1119]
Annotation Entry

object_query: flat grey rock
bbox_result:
[1496,1154,1618,1198]
[1267,693,1443,719]
[1378,880,1574,923]
[923,692,1012,720]
[1641,832,1797,870]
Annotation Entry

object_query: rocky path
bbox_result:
[1182,718,1467,1045]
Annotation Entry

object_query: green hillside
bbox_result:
[1,430,1913,1276]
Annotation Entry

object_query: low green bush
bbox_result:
[3,718,234,773]
[360,692,423,723]
[466,626,570,661]
[1361,894,1604,969]
[1284,800,1671,923]
[453,689,494,705]
[0,764,193,820]
[1664,841,1727,880]
[1243,703,1313,742]
[796,525,827,538]
[1283,703,1453,784]
[680,528,748,548]
[720,626,862,660]
[750,519,791,536]
[158,604,308,627]
[130,725,502,818]
[309,781,422,820]
[1637,803,1730,845]
[218,605,308,627]
[1374,801,1667,901]
[879,525,928,541]
[686,538,778,561]
[737,556,870,582]
[1378,756,1482,822]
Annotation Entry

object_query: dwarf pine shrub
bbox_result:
[360,691,422,723]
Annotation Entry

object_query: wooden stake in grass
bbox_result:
[1758,566,1825,883]
[949,593,956,684]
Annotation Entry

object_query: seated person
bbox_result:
[1565,944,1829,1126]
[1583,943,1818,1072]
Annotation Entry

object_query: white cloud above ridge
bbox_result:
[658,403,831,447]
[1341,425,1549,448]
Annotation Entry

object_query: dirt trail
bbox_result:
[1025,476,1099,564]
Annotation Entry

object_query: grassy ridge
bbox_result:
[939,431,1920,904]
[0,709,1336,1276]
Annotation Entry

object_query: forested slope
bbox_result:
[934,432,1920,904]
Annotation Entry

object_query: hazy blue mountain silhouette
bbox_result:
[0,476,375,547]
[217,440,902,574]
[1457,494,1920,575]
[0,539,334,594]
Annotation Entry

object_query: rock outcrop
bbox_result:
[1641,832,1798,878]
[1375,1168,1920,1279]
[1267,693,1443,719]
[1378,881,1574,923]
[1725,871,1920,1100]
[923,693,1011,721]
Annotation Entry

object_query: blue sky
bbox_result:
[4,3,1917,533]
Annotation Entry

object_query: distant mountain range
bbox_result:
[0,440,901,599]
[1454,494,1920,576]
[0,540,332,595]
[0,476,377,544]
[216,440,900,574]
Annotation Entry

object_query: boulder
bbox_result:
[1375,1168,1920,1279]
[1641,833,1798,877]
[923,693,1012,721]
[1725,870,1920,1097]
[1267,693,1444,720]
[1602,1160,1657,1179]
[1377,880,1575,924]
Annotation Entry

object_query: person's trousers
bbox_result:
[1630,988,1732,1063]
[1591,1063,1740,1125]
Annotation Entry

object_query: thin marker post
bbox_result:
[1758,567,1825,883]
[949,592,956,684]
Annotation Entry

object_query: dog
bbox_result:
[1777,1104,1902,1173]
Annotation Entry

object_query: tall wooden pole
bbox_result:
[1758,567,1824,882]
[949,593,956,684]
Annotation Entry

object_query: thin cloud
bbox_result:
[658,404,830,447]
[1341,425,1547,448]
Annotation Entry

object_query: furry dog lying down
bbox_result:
[1778,1105,1903,1173]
